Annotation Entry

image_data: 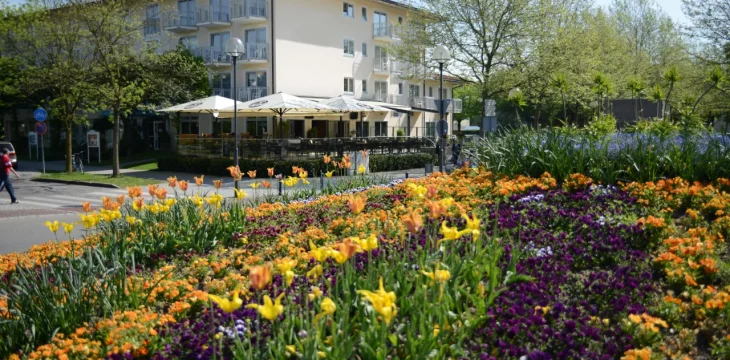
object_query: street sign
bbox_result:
[34,108,48,122]
[35,122,48,135]
[87,130,101,164]
[484,99,497,117]
[436,119,448,136]
[28,132,37,146]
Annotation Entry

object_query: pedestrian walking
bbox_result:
[0,148,20,204]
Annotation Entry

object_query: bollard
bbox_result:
[278,180,283,196]
[405,172,409,179]
[320,173,324,189]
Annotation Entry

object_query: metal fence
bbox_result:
[177,136,440,159]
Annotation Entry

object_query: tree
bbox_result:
[592,72,613,115]
[626,76,645,120]
[691,67,727,114]
[0,57,23,140]
[550,73,569,122]
[682,0,730,61]
[453,84,484,124]
[662,65,681,119]
[0,0,95,172]
[649,85,664,118]
[507,89,527,124]
[72,0,148,177]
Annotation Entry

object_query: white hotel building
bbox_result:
[146,0,462,140]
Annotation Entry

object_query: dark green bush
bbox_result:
[158,153,436,176]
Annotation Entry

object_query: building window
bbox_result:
[398,83,403,95]
[344,78,354,93]
[210,32,231,62]
[144,4,160,35]
[442,88,449,99]
[343,39,354,56]
[211,73,232,98]
[246,117,268,138]
[180,117,199,135]
[374,121,387,136]
[409,84,420,97]
[362,80,368,93]
[429,86,433,97]
[398,16,403,24]
[362,42,367,56]
[426,122,435,138]
[362,7,367,21]
[356,122,369,137]
[343,2,354,18]
[179,36,198,50]
[374,81,387,102]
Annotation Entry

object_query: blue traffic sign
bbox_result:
[34,108,48,122]
[35,122,48,135]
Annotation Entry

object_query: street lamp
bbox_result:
[433,45,451,173]
[226,37,245,189]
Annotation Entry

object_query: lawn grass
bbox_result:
[123,160,158,171]
[34,172,160,187]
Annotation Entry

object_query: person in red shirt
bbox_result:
[0,148,19,204]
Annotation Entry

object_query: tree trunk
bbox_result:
[691,86,713,114]
[663,84,674,120]
[65,121,73,173]
[631,93,637,122]
[561,92,567,123]
[112,108,120,177]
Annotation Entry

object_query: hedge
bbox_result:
[157,153,436,177]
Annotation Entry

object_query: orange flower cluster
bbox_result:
[621,347,652,360]
[562,173,594,190]
[627,313,669,333]
[492,172,556,196]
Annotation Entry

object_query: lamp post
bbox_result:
[433,45,451,173]
[226,37,245,189]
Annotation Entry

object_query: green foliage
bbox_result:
[586,114,617,138]
[157,153,436,177]
[628,118,679,139]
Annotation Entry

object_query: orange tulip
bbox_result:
[361,149,368,158]
[155,187,168,200]
[248,170,257,179]
[336,238,361,259]
[426,185,439,199]
[148,184,158,197]
[167,176,178,188]
[227,166,242,181]
[127,186,142,198]
[116,194,125,205]
[426,199,445,219]
[81,201,92,213]
[261,180,272,189]
[213,180,223,189]
[323,155,331,164]
[292,166,302,175]
[402,208,423,234]
[249,264,273,290]
[267,167,275,177]
[348,194,367,215]
[195,175,204,186]
[178,180,189,192]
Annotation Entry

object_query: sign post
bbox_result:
[87,130,100,164]
[34,108,48,174]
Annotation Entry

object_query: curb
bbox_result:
[31,178,120,189]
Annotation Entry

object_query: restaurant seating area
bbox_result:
[177,136,439,159]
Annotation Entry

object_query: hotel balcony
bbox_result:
[212,87,234,99]
[373,58,391,75]
[232,0,268,24]
[193,47,231,66]
[243,43,268,62]
[237,87,268,102]
[196,5,231,27]
[373,23,397,41]
[409,96,463,113]
[163,11,198,32]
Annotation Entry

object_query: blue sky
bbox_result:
[595,0,687,24]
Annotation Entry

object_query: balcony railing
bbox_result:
[238,87,268,101]
[244,43,268,60]
[197,5,231,23]
[212,87,234,98]
[373,58,390,73]
[373,23,396,39]
[196,47,231,64]
[232,0,268,20]
[164,11,198,30]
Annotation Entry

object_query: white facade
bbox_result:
[146,0,462,138]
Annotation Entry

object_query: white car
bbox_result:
[0,142,18,169]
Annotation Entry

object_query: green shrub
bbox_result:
[158,153,436,176]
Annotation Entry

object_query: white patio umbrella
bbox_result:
[319,95,390,137]
[158,95,246,117]
[218,92,338,137]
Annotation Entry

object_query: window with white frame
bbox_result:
[211,73,232,98]
[374,121,387,136]
[362,42,367,56]
[362,7,367,21]
[343,39,354,56]
[343,2,354,18]
[429,86,433,97]
[362,80,368,93]
[374,81,387,102]
[344,78,354,93]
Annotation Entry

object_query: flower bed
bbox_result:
[1,169,729,359]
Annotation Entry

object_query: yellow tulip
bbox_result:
[45,220,59,233]
[285,271,295,287]
[308,286,322,301]
[208,289,243,313]
[461,213,481,239]
[407,183,427,199]
[353,234,378,252]
[328,249,349,264]
[358,164,366,174]
[309,241,330,262]
[422,263,452,284]
[61,222,74,234]
[246,293,285,321]
[307,264,323,280]
[191,195,204,208]
[357,277,398,325]
[286,345,297,356]
[234,188,247,200]
[315,297,337,321]
[275,258,297,273]
[438,221,464,245]
[325,170,334,178]
[125,215,139,226]
[79,213,100,229]
[250,182,261,189]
